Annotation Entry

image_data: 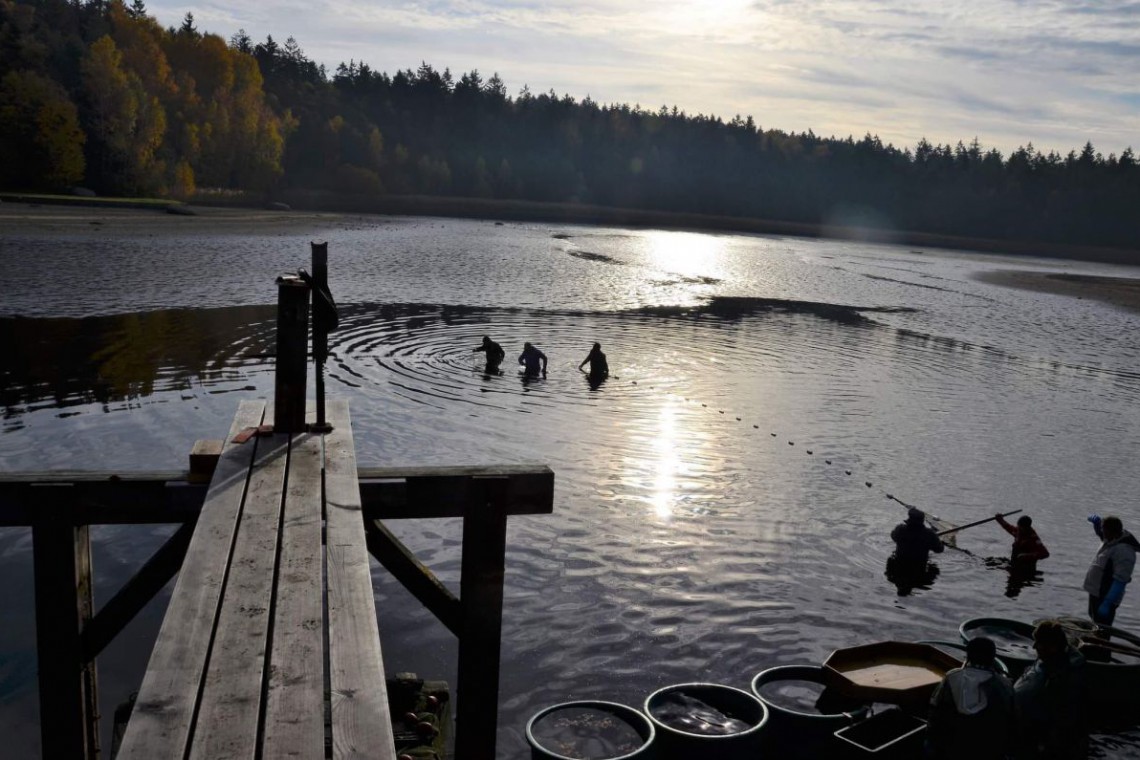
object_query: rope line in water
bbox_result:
[640,379,938,507]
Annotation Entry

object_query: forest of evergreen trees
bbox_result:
[2,0,1138,249]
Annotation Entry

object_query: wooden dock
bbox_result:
[0,246,554,758]
[117,397,389,759]
[0,401,554,759]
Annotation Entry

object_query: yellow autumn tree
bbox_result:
[80,34,166,194]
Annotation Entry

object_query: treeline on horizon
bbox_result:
[2,0,1138,250]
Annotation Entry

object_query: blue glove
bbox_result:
[1098,579,1127,618]
[1088,514,1103,537]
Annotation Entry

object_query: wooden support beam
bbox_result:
[32,487,100,760]
[0,474,206,526]
[189,440,223,484]
[454,476,509,760]
[81,520,197,660]
[364,519,461,636]
[357,464,554,519]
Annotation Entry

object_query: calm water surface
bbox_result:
[2,217,1139,757]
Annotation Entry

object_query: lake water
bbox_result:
[2,216,1139,757]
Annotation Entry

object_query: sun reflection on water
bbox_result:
[644,230,727,280]
[651,400,682,520]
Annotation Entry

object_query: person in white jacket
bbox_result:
[1083,515,1139,626]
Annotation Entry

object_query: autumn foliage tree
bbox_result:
[0,0,285,196]
[0,69,85,189]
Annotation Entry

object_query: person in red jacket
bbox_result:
[995,514,1050,569]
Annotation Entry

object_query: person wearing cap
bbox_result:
[890,507,944,565]
[927,636,1014,760]
[518,341,547,377]
[1083,515,1139,626]
[995,514,1050,569]
[1013,619,1088,759]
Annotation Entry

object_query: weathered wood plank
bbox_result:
[188,426,291,760]
[116,400,266,760]
[358,464,554,519]
[262,428,325,759]
[325,400,397,760]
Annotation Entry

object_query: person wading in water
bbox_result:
[474,335,506,370]
[518,342,547,378]
[995,513,1050,571]
[578,342,608,389]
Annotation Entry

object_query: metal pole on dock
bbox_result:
[274,274,310,433]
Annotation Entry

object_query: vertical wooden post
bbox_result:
[311,242,330,432]
[274,274,310,433]
[455,477,509,760]
[33,488,100,760]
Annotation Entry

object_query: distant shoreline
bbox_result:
[974,270,1140,314]
[2,193,1140,267]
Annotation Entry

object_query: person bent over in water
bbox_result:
[927,636,1014,760]
[519,342,547,377]
[474,335,506,367]
[578,343,608,378]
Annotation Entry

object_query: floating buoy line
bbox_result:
[651,382,953,509]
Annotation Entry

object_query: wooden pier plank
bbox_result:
[188,428,291,760]
[325,400,397,760]
[116,400,266,760]
[262,428,325,759]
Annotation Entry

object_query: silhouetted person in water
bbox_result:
[473,335,505,370]
[518,342,547,377]
[892,508,945,564]
[886,508,944,596]
[578,342,609,389]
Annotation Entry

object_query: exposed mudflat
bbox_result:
[974,269,1140,314]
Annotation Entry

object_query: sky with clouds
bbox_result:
[146,0,1139,157]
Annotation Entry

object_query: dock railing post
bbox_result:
[32,486,100,760]
[274,274,310,433]
[455,476,509,760]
